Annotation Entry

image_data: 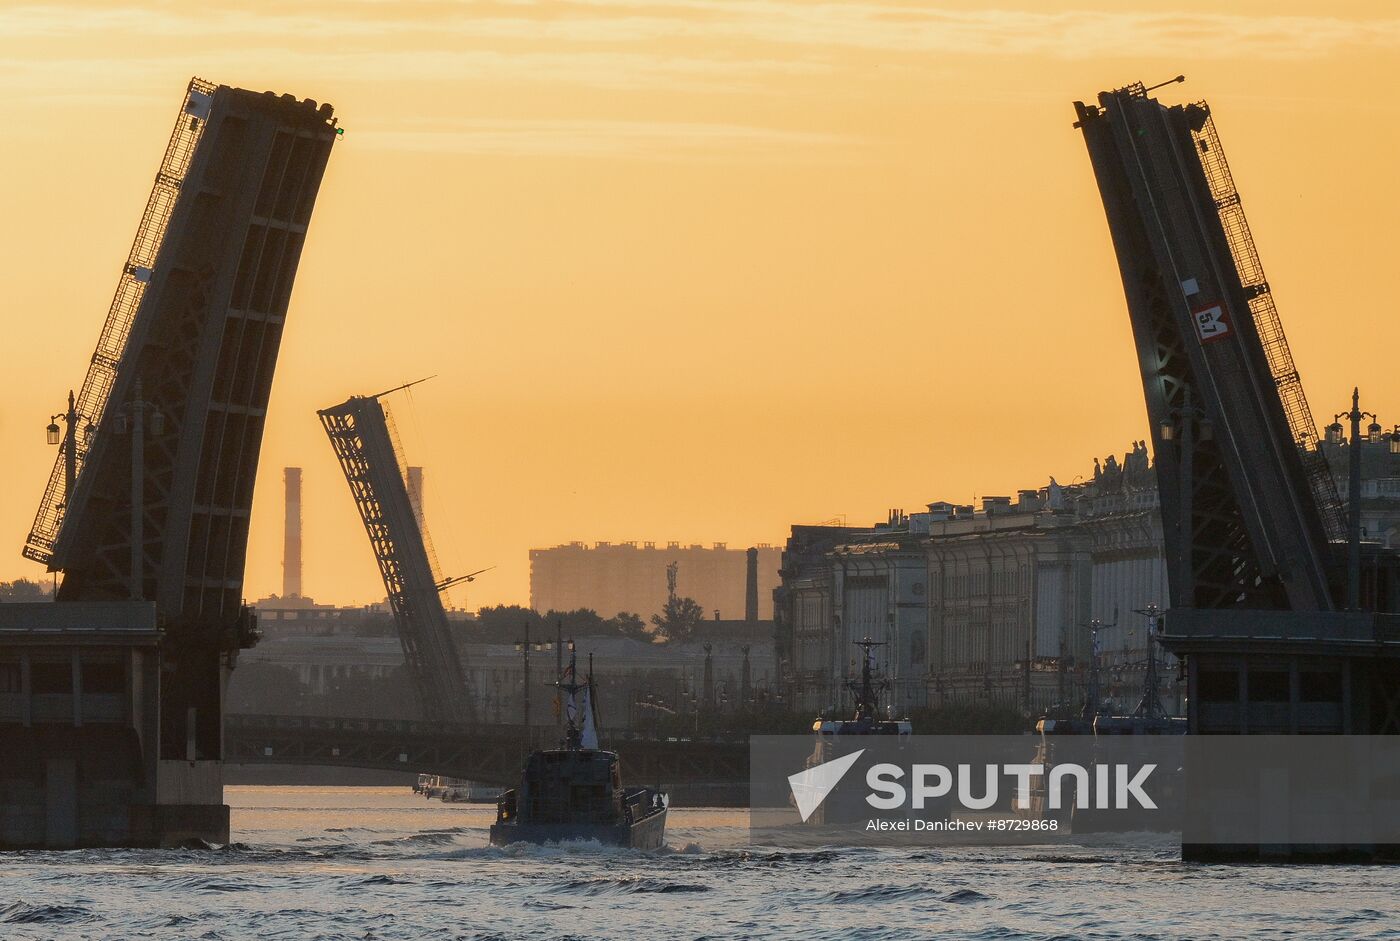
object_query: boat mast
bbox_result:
[847,636,888,722]
[1131,605,1167,720]
[555,638,585,749]
[1081,609,1115,719]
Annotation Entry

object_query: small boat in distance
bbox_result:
[798,637,917,826]
[1026,607,1185,831]
[489,642,668,849]
[811,636,913,738]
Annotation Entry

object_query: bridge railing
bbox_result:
[1190,107,1346,543]
[24,77,217,564]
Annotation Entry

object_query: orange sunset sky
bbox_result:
[1,1,1398,610]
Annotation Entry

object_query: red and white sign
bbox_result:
[1192,303,1231,344]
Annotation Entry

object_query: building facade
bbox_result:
[1320,418,1400,549]
[778,445,1176,719]
[529,541,781,621]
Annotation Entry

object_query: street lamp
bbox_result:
[46,390,97,508]
[512,623,555,742]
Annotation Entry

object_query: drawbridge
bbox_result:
[1074,81,1345,612]
[32,78,338,759]
[319,390,472,722]
[24,78,216,566]
[1075,80,1400,765]
[2,77,337,849]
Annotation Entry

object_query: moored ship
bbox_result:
[1027,607,1185,830]
[798,637,921,826]
[489,644,667,849]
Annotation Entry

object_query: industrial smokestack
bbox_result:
[283,467,303,599]
[745,546,759,622]
[407,466,424,530]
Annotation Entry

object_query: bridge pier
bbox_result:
[0,603,230,849]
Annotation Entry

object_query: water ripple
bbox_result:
[1,902,93,925]
[1,789,1396,941]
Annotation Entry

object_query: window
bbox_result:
[0,661,19,693]
[82,660,125,695]
[31,661,72,694]
[909,633,926,666]
[1248,670,1290,703]
[1300,670,1342,703]
[1198,669,1238,703]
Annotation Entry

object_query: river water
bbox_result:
[1,786,1398,940]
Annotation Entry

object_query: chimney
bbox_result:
[406,466,424,530]
[745,547,759,622]
[283,467,302,599]
[982,496,1012,515]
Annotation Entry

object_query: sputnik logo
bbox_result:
[787,749,865,822]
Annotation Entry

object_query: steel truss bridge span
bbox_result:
[39,79,338,763]
[319,394,471,723]
[1074,82,1342,612]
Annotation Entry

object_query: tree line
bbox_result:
[0,579,54,602]
[471,600,707,645]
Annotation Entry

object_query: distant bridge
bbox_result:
[224,714,750,795]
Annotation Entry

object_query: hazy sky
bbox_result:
[2,1,1398,610]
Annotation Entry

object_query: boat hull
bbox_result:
[489,808,667,850]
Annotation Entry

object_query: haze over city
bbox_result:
[2,1,1398,610]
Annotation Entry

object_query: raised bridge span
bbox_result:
[224,714,751,804]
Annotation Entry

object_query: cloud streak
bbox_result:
[0,47,823,99]
[349,117,855,159]
[545,1,1400,59]
[5,2,1397,61]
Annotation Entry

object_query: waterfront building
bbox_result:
[777,445,1175,718]
[1320,418,1400,548]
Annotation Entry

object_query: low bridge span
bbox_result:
[224,714,751,796]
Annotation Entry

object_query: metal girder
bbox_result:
[318,396,471,722]
[1074,85,1337,612]
[25,78,216,566]
[42,80,337,760]
[52,85,337,620]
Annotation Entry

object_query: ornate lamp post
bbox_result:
[46,390,96,508]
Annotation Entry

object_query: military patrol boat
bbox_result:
[811,637,913,740]
[489,645,667,849]
[798,637,919,826]
[1026,608,1184,830]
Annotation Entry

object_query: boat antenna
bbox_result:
[848,636,888,722]
[588,651,599,746]
[1131,604,1166,719]
[556,638,584,749]
[1081,608,1116,718]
